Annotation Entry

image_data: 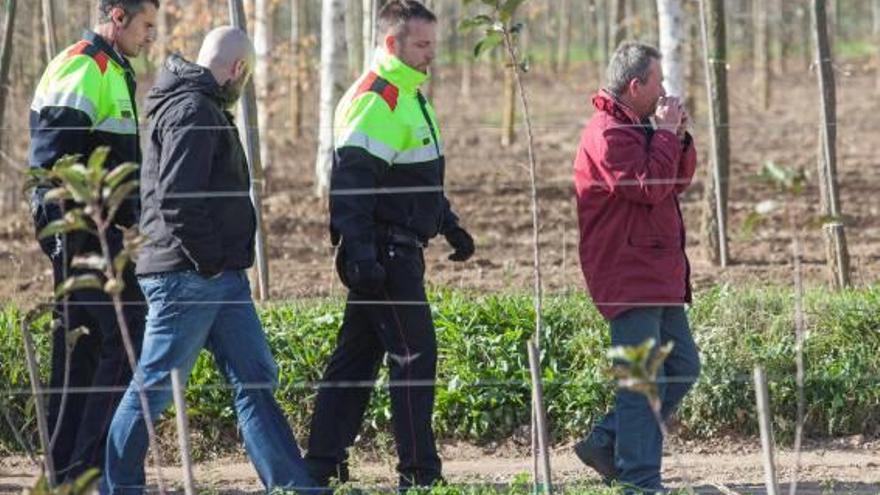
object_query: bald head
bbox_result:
[197,26,255,84]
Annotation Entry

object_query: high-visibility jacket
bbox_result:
[29,30,141,227]
[330,48,460,262]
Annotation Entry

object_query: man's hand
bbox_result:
[677,108,690,140]
[444,226,475,262]
[655,96,683,134]
[343,259,386,295]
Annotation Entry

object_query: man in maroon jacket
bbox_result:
[572,42,701,493]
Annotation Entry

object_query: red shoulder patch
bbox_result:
[68,40,91,56]
[66,40,109,74]
[93,51,109,74]
[354,72,399,112]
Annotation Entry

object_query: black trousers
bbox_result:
[33,198,145,481]
[306,242,442,488]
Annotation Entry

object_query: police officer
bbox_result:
[28,0,157,481]
[305,0,474,489]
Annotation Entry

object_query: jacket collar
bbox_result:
[592,89,645,126]
[372,48,428,94]
[82,29,134,75]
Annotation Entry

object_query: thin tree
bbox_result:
[657,0,687,99]
[230,0,270,299]
[41,0,56,60]
[811,0,850,289]
[362,0,377,71]
[0,0,17,144]
[874,0,880,94]
[346,0,364,77]
[290,0,304,138]
[753,0,770,110]
[612,0,626,49]
[254,0,272,175]
[699,0,730,267]
[556,0,571,72]
[314,0,346,196]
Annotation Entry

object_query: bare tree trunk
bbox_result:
[230,0,270,299]
[362,0,376,71]
[772,0,786,75]
[699,0,730,267]
[501,62,515,147]
[346,0,363,78]
[754,0,770,110]
[41,0,56,60]
[874,0,880,94]
[290,0,304,138]
[254,0,272,176]
[811,0,850,289]
[315,0,346,196]
[612,0,627,48]
[0,0,16,141]
[154,1,168,65]
[556,0,572,72]
[798,3,811,70]
[657,0,687,99]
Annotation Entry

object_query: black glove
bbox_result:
[344,259,386,295]
[444,226,475,262]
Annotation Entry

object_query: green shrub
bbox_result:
[2,285,879,456]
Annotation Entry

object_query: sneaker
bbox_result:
[574,434,618,484]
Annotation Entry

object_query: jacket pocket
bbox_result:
[628,235,679,251]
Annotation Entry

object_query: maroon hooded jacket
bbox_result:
[573,91,697,320]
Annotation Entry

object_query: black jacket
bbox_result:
[136,55,255,276]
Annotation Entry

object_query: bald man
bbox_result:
[101,27,314,494]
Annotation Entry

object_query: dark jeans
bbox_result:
[306,243,442,488]
[590,306,701,491]
[33,194,146,481]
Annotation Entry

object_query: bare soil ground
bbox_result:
[2,62,880,304]
[2,438,879,493]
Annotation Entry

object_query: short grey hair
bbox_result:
[605,42,661,97]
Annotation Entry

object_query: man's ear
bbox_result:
[111,6,126,27]
[627,78,640,97]
[383,33,397,54]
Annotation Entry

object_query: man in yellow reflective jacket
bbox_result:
[306,0,474,490]
[27,0,157,481]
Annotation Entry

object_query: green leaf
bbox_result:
[104,162,139,190]
[104,278,125,296]
[499,0,526,23]
[474,31,503,58]
[459,15,493,32]
[113,251,131,276]
[87,146,111,183]
[55,274,103,298]
[37,215,89,240]
[54,163,93,203]
[69,468,101,494]
[43,187,72,203]
[106,180,139,221]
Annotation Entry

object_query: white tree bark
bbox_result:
[345,0,363,77]
[315,0,347,196]
[362,0,376,71]
[657,0,687,99]
[254,0,272,173]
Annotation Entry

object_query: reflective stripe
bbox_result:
[30,91,98,123]
[395,142,442,164]
[336,130,396,163]
[94,117,137,135]
[337,130,443,165]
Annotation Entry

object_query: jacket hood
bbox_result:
[145,54,221,117]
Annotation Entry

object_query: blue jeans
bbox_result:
[591,306,701,491]
[102,270,314,494]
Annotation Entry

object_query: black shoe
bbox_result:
[574,434,618,484]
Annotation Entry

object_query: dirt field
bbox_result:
[2,438,879,493]
[2,62,880,304]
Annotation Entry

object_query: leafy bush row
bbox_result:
[2,285,879,456]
